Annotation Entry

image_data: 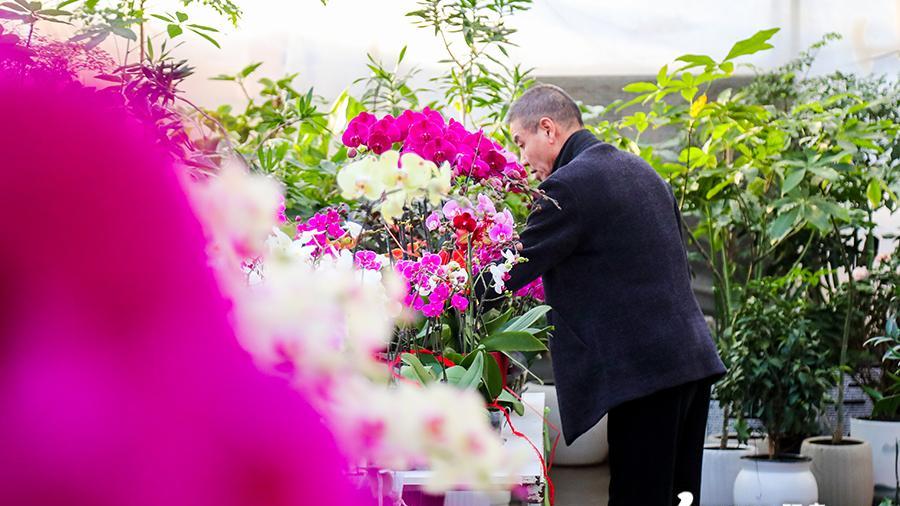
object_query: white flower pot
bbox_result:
[851,417,900,488]
[527,383,608,466]
[732,456,818,506]
[800,436,873,506]
[700,444,754,506]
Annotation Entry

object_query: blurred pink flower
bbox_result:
[0,71,364,506]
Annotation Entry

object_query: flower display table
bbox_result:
[397,392,547,505]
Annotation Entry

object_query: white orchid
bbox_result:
[337,156,387,201]
[486,249,520,294]
[191,161,283,260]
[336,150,452,223]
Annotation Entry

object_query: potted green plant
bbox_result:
[728,275,832,506]
[852,253,900,490]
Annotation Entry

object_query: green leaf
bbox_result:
[706,175,734,199]
[189,27,220,48]
[110,25,137,40]
[719,61,735,74]
[187,23,218,32]
[166,24,183,38]
[401,353,436,384]
[622,81,657,93]
[483,352,503,400]
[804,204,831,232]
[681,86,698,103]
[807,165,840,181]
[782,168,806,195]
[867,179,883,208]
[675,54,716,69]
[656,64,669,86]
[482,331,547,352]
[175,11,188,22]
[241,62,263,78]
[443,365,468,384]
[725,28,780,61]
[485,308,514,335]
[768,205,800,240]
[36,8,70,16]
[810,198,850,222]
[501,305,551,333]
[498,389,525,416]
[458,352,484,390]
[874,393,900,419]
[1,2,28,12]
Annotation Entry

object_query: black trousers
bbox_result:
[607,377,713,506]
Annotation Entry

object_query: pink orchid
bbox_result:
[476,194,496,216]
[354,250,382,271]
[407,117,444,147]
[422,138,458,165]
[367,131,393,155]
[514,277,545,302]
[341,112,376,148]
[370,115,402,143]
[430,283,451,303]
[422,302,445,318]
[425,211,442,231]
[451,293,469,311]
[488,209,515,243]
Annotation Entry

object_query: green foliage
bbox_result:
[209,66,361,217]
[726,274,834,456]
[354,47,425,116]
[406,0,534,132]
[599,30,898,441]
[61,0,236,53]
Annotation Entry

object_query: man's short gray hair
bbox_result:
[508,84,583,132]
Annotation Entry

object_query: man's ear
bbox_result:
[539,117,556,141]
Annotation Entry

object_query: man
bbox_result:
[504,84,726,505]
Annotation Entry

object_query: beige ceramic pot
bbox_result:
[800,436,873,506]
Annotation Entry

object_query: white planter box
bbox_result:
[851,417,900,488]
[700,444,754,506]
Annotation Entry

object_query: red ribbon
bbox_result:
[385,353,561,504]
[491,385,561,506]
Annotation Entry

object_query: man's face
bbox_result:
[510,118,557,181]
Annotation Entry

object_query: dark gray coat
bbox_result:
[507,130,726,445]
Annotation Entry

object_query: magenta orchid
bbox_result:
[295,208,358,259]
[341,108,528,189]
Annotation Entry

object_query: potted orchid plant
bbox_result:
[288,107,551,419]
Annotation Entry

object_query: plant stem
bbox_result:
[720,405,730,450]
[832,219,855,444]
[139,0,145,62]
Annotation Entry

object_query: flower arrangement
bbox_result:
[190,163,529,492]
[194,107,552,490]
[327,110,554,424]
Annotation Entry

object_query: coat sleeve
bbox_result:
[505,177,583,293]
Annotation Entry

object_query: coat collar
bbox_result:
[552,129,600,174]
